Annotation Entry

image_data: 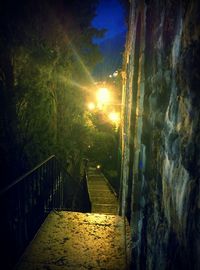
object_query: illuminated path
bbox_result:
[16,168,130,269]
[87,167,119,214]
[16,211,130,270]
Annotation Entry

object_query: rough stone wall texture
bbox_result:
[120,0,200,269]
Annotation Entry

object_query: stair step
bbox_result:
[87,169,118,215]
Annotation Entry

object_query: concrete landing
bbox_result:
[87,167,118,215]
[15,211,129,270]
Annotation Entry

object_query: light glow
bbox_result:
[113,70,118,77]
[87,102,95,111]
[108,111,120,124]
[96,88,110,105]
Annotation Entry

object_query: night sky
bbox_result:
[92,0,127,43]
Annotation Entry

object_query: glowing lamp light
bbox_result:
[113,70,118,77]
[96,88,110,105]
[108,111,120,124]
[87,102,95,111]
[96,164,101,169]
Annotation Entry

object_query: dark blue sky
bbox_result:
[92,0,127,43]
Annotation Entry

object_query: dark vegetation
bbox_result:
[0,0,108,188]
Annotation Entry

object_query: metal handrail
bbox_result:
[0,155,91,269]
[0,155,69,269]
[0,155,55,196]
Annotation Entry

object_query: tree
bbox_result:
[0,0,104,186]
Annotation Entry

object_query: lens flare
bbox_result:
[108,111,120,124]
[96,88,110,105]
[87,102,95,110]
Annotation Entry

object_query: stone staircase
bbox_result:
[87,167,118,215]
[15,168,130,270]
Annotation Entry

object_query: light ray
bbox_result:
[68,40,95,84]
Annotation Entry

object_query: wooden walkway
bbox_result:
[87,167,119,215]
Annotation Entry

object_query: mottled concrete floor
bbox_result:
[87,167,118,215]
[16,211,130,270]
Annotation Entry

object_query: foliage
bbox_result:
[85,110,119,171]
[0,0,103,186]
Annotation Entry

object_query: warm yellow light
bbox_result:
[96,88,110,105]
[87,102,95,111]
[96,164,101,169]
[108,111,120,124]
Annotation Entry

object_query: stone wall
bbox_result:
[120,0,200,269]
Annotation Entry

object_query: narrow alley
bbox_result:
[0,0,200,269]
[15,168,130,270]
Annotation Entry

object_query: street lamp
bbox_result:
[108,111,120,126]
[86,86,121,129]
[87,102,95,111]
[96,87,110,107]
